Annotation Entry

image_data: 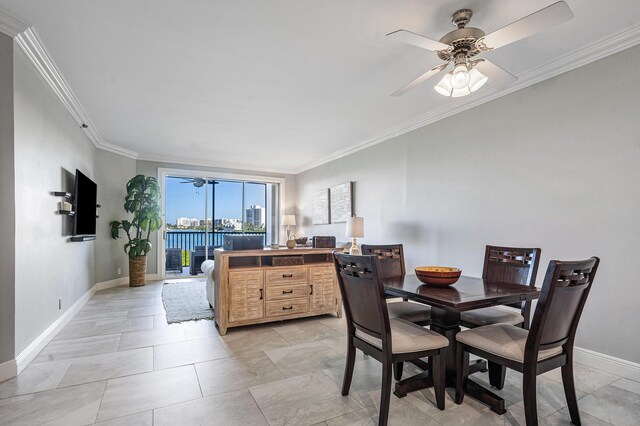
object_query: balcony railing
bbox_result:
[165,230,267,268]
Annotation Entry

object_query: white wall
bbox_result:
[0,33,15,364]
[13,44,98,354]
[94,150,137,283]
[296,45,640,363]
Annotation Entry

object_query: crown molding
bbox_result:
[14,28,138,160]
[294,22,640,174]
[0,6,28,37]
[136,153,297,175]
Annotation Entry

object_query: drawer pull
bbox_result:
[309,284,313,295]
[282,273,293,278]
[282,290,293,294]
[282,306,293,310]
[259,289,263,300]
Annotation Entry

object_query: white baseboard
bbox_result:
[575,346,640,382]
[0,359,17,383]
[14,273,162,374]
[94,277,129,291]
[15,283,97,373]
[14,275,131,374]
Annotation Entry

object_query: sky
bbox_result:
[165,177,267,224]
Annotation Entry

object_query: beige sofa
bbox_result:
[202,259,215,309]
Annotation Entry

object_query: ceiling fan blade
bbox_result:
[478,1,573,51]
[474,59,517,88]
[391,63,449,96]
[386,29,451,52]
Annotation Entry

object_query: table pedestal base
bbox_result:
[393,307,506,414]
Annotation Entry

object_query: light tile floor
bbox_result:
[0,281,637,425]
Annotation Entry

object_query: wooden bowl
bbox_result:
[415,266,462,286]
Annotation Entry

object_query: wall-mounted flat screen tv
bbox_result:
[74,169,97,236]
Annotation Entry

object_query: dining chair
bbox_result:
[361,244,433,381]
[334,252,449,426]
[460,245,542,330]
[459,245,541,389]
[361,244,432,326]
[455,257,600,426]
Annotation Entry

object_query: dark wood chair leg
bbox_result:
[342,342,356,395]
[561,356,581,426]
[432,351,446,410]
[488,361,506,390]
[379,361,393,426]
[455,342,469,404]
[393,362,404,381]
[523,368,538,426]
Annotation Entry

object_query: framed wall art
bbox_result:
[312,188,330,224]
[330,182,353,223]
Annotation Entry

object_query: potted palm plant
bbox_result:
[110,175,163,287]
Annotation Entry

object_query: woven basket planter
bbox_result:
[129,255,147,287]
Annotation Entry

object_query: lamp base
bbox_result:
[349,238,360,255]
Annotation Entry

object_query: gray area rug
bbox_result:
[162,280,213,323]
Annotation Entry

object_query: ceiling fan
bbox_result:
[179,177,207,188]
[387,1,573,98]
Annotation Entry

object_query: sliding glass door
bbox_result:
[161,172,281,278]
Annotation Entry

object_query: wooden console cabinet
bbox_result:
[213,247,342,335]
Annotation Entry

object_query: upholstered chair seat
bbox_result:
[387,301,432,324]
[460,307,524,327]
[456,323,562,362]
[356,318,448,354]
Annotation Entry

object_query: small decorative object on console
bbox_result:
[312,236,336,248]
[223,235,264,250]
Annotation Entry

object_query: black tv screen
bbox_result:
[74,170,97,236]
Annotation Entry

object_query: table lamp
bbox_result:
[345,216,364,255]
[281,214,296,240]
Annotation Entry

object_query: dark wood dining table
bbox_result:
[383,274,540,414]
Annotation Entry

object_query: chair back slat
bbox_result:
[361,244,405,280]
[527,258,599,354]
[483,246,541,316]
[483,246,541,286]
[334,253,390,342]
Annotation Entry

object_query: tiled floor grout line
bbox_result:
[92,380,109,424]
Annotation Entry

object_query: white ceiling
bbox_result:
[2,0,640,173]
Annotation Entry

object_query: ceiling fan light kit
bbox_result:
[434,54,488,97]
[388,1,573,98]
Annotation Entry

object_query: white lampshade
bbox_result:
[281,215,296,226]
[345,216,364,238]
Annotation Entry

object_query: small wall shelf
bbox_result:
[70,235,96,242]
[53,191,72,199]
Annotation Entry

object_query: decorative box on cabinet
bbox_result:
[213,248,341,335]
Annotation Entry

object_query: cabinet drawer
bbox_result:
[265,283,309,301]
[266,298,308,317]
[265,268,307,285]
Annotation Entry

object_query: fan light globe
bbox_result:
[434,65,488,98]
[468,68,488,92]
[434,73,453,96]
[450,64,470,89]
